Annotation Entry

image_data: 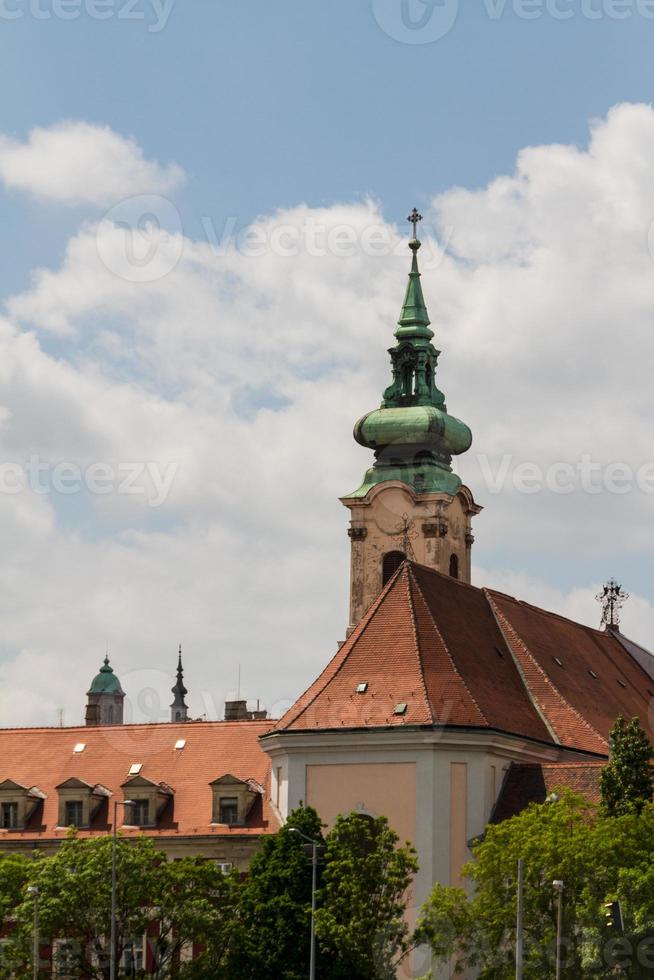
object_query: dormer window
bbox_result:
[210,774,263,827]
[218,797,239,825]
[130,799,150,827]
[56,778,111,829]
[121,775,173,828]
[64,800,84,827]
[1,802,18,829]
[0,780,47,831]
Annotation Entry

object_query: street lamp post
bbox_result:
[289,827,321,980]
[553,880,564,980]
[110,800,135,980]
[26,886,39,980]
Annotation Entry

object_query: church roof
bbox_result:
[490,761,605,822]
[0,719,276,841]
[273,562,654,753]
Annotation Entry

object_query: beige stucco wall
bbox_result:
[306,761,416,844]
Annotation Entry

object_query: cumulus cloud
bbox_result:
[1,104,654,727]
[0,121,184,207]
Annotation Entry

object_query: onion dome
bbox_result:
[346,208,472,498]
[87,655,125,696]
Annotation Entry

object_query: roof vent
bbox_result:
[356,683,368,694]
[617,679,627,689]
[553,657,563,667]
[393,702,408,716]
[73,743,86,753]
[174,739,186,750]
[588,669,598,679]
[129,763,142,775]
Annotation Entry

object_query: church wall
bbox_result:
[306,761,416,844]
[264,728,593,978]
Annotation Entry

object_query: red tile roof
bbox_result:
[491,762,605,822]
[274,562,654,751]
[0,719,277,842]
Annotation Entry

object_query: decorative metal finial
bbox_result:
[392,514,418,560]
[407,207,423,241]
[596,578,629,630]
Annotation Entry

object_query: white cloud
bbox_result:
[0,121,184,207]
[1,105,654,727]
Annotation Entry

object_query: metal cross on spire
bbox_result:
[596,578,629,630]
[392,513,418,560]
[407,207,423,241]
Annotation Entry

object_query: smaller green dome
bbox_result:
[88,656,124,696]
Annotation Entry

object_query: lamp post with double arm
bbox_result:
[110,799,135,980]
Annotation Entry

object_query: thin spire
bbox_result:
[170,644,189,720]
[396,208,432,338]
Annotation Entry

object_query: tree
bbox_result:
[600,715,653,817]
[415,793,654,979]
[0,853,32,980]
[0,852,30,924]
[6,833,238,980]
[315,812,418,980]
[222,804,325,980]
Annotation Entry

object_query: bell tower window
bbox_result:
[382,551,406,586]
[449,554,459,579]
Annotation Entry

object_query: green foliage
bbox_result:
[315,812,418,980]
[222,804,324,980]
[600,715,653,817]
[0,807,418,980]
[416,792,654,979]
[0,852,31,923]
[4,833,238,980]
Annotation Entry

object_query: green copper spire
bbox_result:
[396,209,433,340]
[344,207,472,498]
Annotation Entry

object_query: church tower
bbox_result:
[85,655,125,726]
[170,645,189,722]
[341,209,481,631]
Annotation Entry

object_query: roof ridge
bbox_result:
[486,591,608,753]
[409,565,488,726]
[485,588,611,638]
[0,719,274,734]
[405,565,437,724]
[273,562,410,731]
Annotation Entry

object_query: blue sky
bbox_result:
[1,0,654,725]
[1,0,652,297]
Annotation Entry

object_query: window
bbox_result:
[218,797,239,825]
[130,799,150,826]
[64,800,83,827]
[449,553,459,579]
[382,551,405,586]
[121,936,144,974]
[1,802,18,829]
